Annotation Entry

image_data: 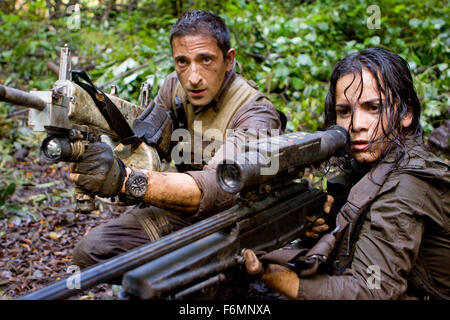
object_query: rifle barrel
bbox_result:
[0,84,46,111]
[18,189,291,300]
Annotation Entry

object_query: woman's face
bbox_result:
[335,68,411,164]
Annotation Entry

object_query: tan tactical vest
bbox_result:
[171,74,268,170]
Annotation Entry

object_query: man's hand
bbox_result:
[69,142,126,197]
[304,195,334,238]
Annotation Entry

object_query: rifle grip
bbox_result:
[74,185,96,213]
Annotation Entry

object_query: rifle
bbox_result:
[19,126,349,300]
[0,44,160,212]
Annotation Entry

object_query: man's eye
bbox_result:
[202,57,212,64]
[177,59,187,67]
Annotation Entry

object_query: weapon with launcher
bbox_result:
[19,125,349,300]
[0,44,160,212]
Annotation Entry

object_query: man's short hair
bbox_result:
[169,10,231,59]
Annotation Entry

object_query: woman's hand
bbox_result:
[304,195,334,238]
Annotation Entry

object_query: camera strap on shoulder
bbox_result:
[71,70,140,145]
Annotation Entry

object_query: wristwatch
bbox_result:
[125,169,148,201]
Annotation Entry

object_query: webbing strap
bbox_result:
[258,162,395,276]
[71,70,140,145]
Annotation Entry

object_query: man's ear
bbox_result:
[225,48,235,72]
[401,109,413,128]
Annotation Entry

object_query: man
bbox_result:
[243,48,450,300]
[70,10,284,268]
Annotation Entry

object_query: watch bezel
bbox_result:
[125,169,148,200]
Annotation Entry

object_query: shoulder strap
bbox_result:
[71,70,140,145]
[334,162,394,256]
[260,162,395,276]
[170,81,188,130]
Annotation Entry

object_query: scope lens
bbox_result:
[219,164,241,193]
[43,138,62,160]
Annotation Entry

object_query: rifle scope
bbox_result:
[216,125,349,194]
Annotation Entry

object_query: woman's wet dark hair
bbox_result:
[169,10,231,59]
[324,48,422,167]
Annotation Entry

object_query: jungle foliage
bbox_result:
[0,0,448,218]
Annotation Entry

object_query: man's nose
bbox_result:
[188,63,202,87]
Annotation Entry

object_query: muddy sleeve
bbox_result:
[185,99,282,219]
[153,72,178,112]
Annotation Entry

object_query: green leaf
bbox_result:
[409,18,422,29]
[292,77,305,90]
[369,36,381,46]
[0,183,16,204]
[5,204,22,214]
[27,194,47,203]
[36,181,62,189]
[432,18,446,30]
[317,22,329,32]
[297,54,312,66]
[274,65,290,79]
[437,63,448,72]
[305,33,317,42]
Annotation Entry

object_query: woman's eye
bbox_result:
[336,108,350,117]
[368,104,381,112]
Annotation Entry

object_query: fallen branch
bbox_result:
[98,63,149,89]
[97,55,167,89]
[7,108,28,118]
[47,61,59,75]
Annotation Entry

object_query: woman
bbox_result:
[243,48,449,300]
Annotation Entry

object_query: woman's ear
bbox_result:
[401,109,413,128]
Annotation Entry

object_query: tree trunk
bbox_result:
[169,0,182,17]
[45,0,64,19]
[128,0,139,13]
[0,0,15,14]
[102,0,112,23]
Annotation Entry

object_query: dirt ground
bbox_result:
[0,154,284,300]
[0,154,133,300]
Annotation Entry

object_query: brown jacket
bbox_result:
[297,138,450,299]
[154,63,282,219]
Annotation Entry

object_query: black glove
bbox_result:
[133,100,173,158]
[71,141,126,197]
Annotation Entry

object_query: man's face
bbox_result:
[335,68,390,164]
[172,34,235,107]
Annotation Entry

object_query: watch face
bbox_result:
[129,175,147,198]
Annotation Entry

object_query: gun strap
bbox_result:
[71,70,140,145]
[259,161,395,276]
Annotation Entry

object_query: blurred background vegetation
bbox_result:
[0,0,448,218]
